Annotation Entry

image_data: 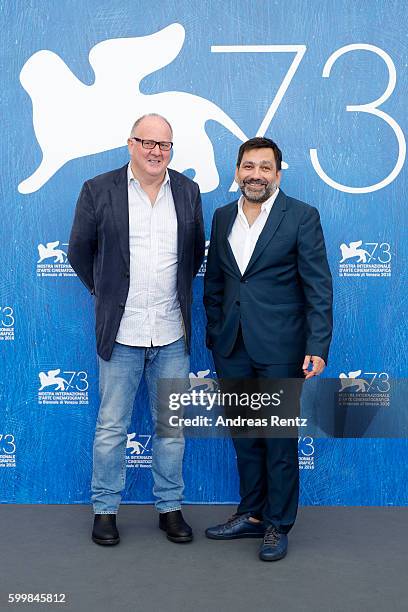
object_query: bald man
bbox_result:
[68,114,205,546]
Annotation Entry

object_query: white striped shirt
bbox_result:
[115,163,184,347]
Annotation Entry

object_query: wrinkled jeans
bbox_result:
[91,338,189,514]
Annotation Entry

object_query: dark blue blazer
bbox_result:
[68,164,205,361]
[203,190,333,364]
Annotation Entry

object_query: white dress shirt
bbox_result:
[115,164,184,347]
[228,188,280,275]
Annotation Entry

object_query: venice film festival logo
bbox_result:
[18,22,406,197]
[188,368,217,392]
[298,437,314,470]
[338,241,391,278]
[0,306,14,341]
[126,434,152,469]
[38,369,89,405]
[36,241,76,278]
[0,434,16,469]
[338,369,390,407]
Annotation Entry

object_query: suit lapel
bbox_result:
[220,201,242,277]
[169,170,186,259]
[109,164,130,270]
[243,189,287,276]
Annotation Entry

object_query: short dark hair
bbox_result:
[236,137,282,171]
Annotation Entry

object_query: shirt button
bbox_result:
[124,272,130,278]
[119,303,125,308]
[236,300,240,306]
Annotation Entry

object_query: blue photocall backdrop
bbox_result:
[1,0,407,505]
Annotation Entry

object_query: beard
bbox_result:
[238,179,277,203]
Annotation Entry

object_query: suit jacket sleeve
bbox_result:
[67,182,97,294]
[297,206,333,363]
[203,211,224,346]
[193,186,205,277]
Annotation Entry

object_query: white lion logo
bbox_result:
[340,241,371,263]
[37,241,67,263]
[126,433,150,455]
[339,370,369,392]
[39,369,68,390]
[189,369,217,392]
[19,23,248,195]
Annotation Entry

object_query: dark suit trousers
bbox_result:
[212,327,302,534]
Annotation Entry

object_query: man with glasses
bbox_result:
[68,114,205,546]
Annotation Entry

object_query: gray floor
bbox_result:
[0,505,406,612]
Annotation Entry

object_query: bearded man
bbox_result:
[203,137,332,561]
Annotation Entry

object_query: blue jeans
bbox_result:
[91,337,189,514]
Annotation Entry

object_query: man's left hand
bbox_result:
[302,355,326,379]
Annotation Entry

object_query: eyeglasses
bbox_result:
[131,137,173,151]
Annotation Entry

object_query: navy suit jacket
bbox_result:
[68,164,205,361]
[203,190,333,365]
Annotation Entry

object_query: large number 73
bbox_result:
[211,43,405,194]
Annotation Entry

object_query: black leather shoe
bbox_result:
[259,526,288,561]
[92,514,120,546]
[159,510,193,543]
[206,513,265,539]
